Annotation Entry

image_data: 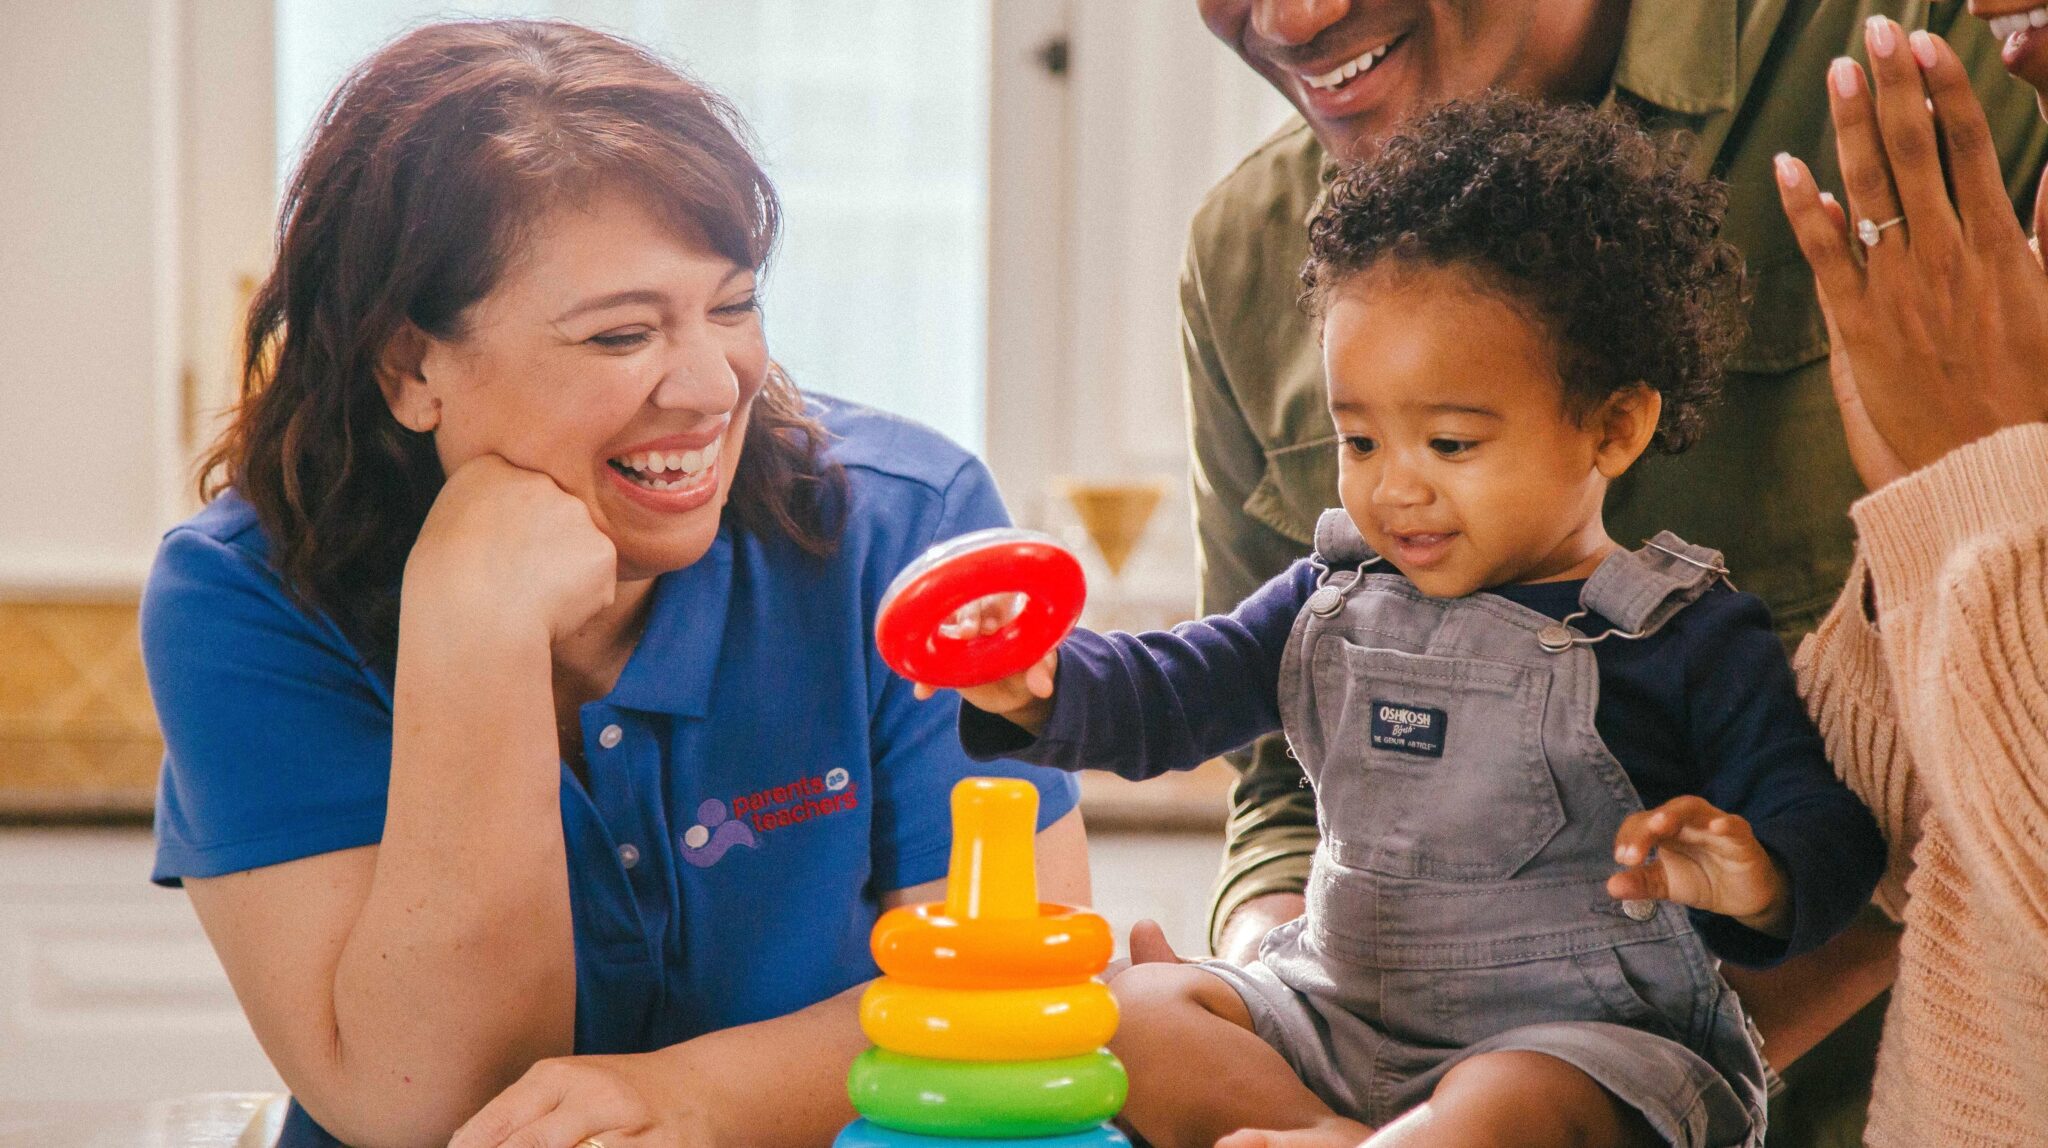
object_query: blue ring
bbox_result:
[834,1119,1130,1148]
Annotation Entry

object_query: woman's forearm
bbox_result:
[678,984,873,1147]
[319,612,577,1145]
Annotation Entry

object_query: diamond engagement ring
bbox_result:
[1857,215,1906,247]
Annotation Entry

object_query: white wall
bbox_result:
[0,2,182,592]
[0,0,275,595]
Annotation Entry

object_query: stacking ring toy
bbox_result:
[848,1048,1128,1139]
[861,978,1118,1062]
[834,1119,1130,1148]
[871,903,1113,990]
[876,528,1086,688]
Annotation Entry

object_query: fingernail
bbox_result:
[1909,28,1937,69]
[1774,152,1801,187]
[1832,57,1861,98]
[2006,28,2031,65]
[1820,191,1840,210]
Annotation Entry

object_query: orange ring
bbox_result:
[871,902,1113,990]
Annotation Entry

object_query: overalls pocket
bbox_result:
[1373,942,1695,1050]
[1572,940,1701,1046]
[1317,643,1565,881]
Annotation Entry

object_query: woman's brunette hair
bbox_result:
[202,19,844,662]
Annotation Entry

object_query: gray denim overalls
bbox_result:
[1203,510,1769,1148]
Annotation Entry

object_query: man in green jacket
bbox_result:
[1183,1,2048,1141]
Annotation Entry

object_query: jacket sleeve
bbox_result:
[1844,424,2048,946]
[1794,553,1923,919]
[1179,238,1321,947]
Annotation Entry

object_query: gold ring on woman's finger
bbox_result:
[1857,214,1906,247]
[575,1139,608,1148]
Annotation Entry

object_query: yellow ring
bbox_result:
[861,976,1118,1061]
[870,902,1112,990]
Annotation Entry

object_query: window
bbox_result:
[277,0,992,452]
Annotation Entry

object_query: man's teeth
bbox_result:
[1305,41,1393,91]
[612,437,721,488]
[1989,6,2048,39]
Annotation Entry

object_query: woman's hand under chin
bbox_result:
[1774,21,2048,491]
[404,454,620,645]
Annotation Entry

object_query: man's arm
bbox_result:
[1179,245,1321,958]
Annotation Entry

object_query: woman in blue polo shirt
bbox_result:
[140,20,1084,1148]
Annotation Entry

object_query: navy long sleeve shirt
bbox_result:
[961,559,1886,968]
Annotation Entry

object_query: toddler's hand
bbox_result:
[1607,796,1791,937]
[906,593,1058,734]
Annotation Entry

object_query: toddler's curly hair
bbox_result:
[1301,91,1747,453]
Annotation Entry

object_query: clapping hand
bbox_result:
[1773,18,2048,491]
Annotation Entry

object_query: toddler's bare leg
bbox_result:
[1108,963,1372,1148]
[1362,1051,1661,1148]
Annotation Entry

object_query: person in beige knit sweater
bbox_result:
[1773,18,2048,1147]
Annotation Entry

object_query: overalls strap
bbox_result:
[1312,508,1380,569]
[1579,531,1730,638]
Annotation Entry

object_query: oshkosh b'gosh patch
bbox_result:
[1370,700,1447,757]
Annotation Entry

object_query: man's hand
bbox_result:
[1214,892,1306,964]
[1103,919,1190,981]
[1608,796,1792,937]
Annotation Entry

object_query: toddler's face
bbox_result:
[1323,264,1646,597]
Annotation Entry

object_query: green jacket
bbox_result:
[1185,0,2048,948]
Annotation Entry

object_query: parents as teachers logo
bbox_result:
[684,767,861,868]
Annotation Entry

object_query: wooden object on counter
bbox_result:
[1075,757,1234,833]
[0,600,159,821]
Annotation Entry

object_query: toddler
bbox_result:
[941,95,1883,1148]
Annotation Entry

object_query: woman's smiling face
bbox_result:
[393,190,768,581]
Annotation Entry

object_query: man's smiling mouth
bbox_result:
[1301,35,1402,91]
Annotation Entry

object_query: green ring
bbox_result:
[848,1048,1127,1138]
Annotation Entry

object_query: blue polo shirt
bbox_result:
[142,395,1077,1140]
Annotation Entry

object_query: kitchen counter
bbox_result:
[0,594,1239,832]
[4,767,1236,831]
[0,1094,284,1148]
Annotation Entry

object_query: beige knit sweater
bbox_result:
[1794,422,2048,1148]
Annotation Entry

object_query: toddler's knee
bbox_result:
[1433,1052,1655,1147]
[1109,961,1208,1009]
[1110,962,1248,1025]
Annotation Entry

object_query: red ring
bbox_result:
[876,531,1086,689]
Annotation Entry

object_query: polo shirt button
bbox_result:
[618,843,640,869]
[598,723,623,749]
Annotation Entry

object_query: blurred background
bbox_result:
[0,0,1291,1131]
